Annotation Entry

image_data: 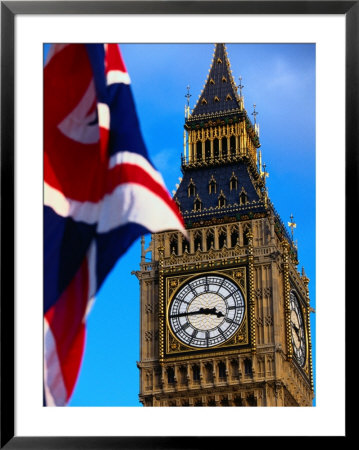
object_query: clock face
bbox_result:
[290,291,306,367]
[168,274,245,348]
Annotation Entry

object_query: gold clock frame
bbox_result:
[159,266,251,362]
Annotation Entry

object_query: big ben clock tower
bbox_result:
[135,44,314,406]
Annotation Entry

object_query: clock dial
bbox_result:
[290,291,306,367]
[168,274,245,348]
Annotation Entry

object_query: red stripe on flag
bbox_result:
[45,259,89,400]
[105,44,127,75]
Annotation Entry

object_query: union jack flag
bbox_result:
[44,44,185,406]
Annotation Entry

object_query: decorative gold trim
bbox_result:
[247,231,256,353]
[283,242,292,360]
[302,275,314,391]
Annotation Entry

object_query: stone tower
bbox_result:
[135,44,314,407]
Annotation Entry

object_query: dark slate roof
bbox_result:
[175,162,261,216]
[189,44,241,119]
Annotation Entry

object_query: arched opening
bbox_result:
[188,179,196,197]
[230,228,239,247]
[213,138,219,159]
[194,232,202,251]
[167,367,175,384]
[218,361,227,380]
[205,140,211,160]
[196,140,202,160]
[206,230,214,250]
[170,234,178,255]
[230,173,238,191]
[218,229,226,249]
[222,138,228,158]
[240,191,248,205]
[244,358,252,376]
[194,197,202,211]
[209,177,217,194]
[218,192,226,208]
[230,135,236,155]
[192,364,201,381]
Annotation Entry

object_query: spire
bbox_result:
[190,44,242,119]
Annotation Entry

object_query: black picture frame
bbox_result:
[1,1,353,447]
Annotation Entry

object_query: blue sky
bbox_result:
[45,43,316,406]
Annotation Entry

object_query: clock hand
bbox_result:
[170,307,224,318]
[292,324,301,342]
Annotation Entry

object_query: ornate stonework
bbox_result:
[135,44,314,407]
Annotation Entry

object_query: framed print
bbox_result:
[1,1,354,447]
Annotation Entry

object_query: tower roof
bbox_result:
[189,44,242,120]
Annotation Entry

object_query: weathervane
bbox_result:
[288,213,297,242]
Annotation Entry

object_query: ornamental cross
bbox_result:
[185,85,191,107]
[237,76,244,97]
[288,213,297,241]
[252,104,259,124]
[184,85,191,118]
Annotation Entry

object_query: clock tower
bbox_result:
[135,44,314,406]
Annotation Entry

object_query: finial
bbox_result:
[184,85,191,119]
[252,104,258,124]
[185,85,191,106]
[288,213,297,242]
[237,76,244,97]
[261,162,269,184]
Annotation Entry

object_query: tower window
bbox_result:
[188,179,196,197]
[206,230,214,250]
[170,234,178,255]
[194,196,202,212]
[201,98,207,105]
[182,237,189,253]
[239,189,248,205]
[230,228,239,247]
[222,138,228,157]
[226,94,232,101]
[210,78,215,84]
[196,141,202,159]
[244,358,252,376]
[247,395,257,407]
[213,138,219,158]
[234,396,243,406]
[218,361,227,379]
[205,140,211,160]
[243,226,251,246]
[218,191,226,208]
[222,76,227,83]
[167,367,175,384]
[230,135,236,155]
[208,176,217,194]
[214,96,220,102]
[194,231,202,251]
[192,364,200,381]
[230,173,238,191]
[218,229,226,249]
[205,363,213,383]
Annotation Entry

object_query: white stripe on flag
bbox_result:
[108,151,166,188]
[107,70,131,86]
[97,102,110,130]
[44,318,68,406]
[44,181,184,235]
